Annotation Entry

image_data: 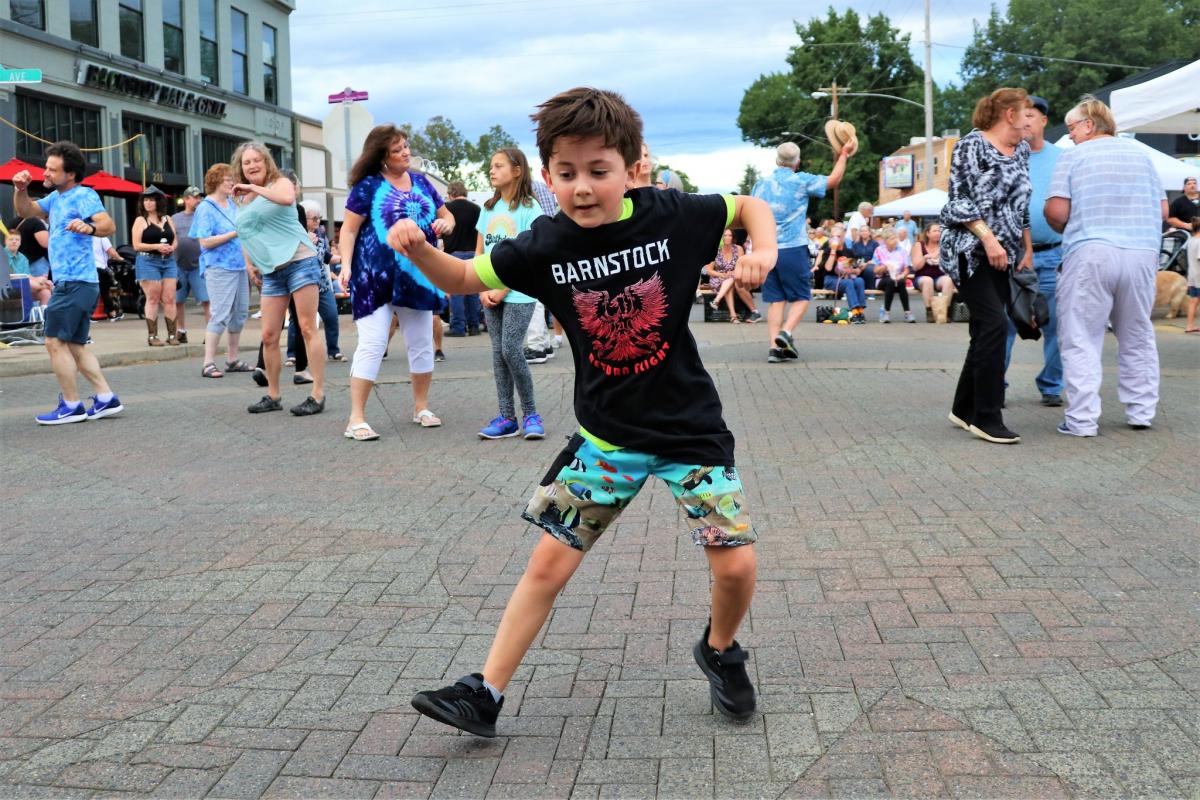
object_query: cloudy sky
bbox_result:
[289,0,1002,191]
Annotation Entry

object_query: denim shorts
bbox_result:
[522,433,756,553]
[261,255,323,297]
[43,280,99,344]
[27,256,50,278]
[761,246,812,303]
[135,254,178,282]
[1188,286,1200,299]
[175,268,210,303]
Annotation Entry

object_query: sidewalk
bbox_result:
[0,306,271,377]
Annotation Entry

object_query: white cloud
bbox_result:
[654,145,779,193]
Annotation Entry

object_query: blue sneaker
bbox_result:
[1056,421,1096,437]
[523,413,545,440]
[36,395,87,426]
[479,415,519,440]
[86,394,124,420]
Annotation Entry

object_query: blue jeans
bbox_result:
[1004,246,1062,396]
[448,251,481,334]
[288,278,341,357]
[827,276,866,309]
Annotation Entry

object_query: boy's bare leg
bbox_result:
[704,545,757,650]
[67,342,112,397]
[482,534,584,691]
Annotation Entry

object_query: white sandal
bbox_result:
[412,409,442,428]
[343,422,380,441]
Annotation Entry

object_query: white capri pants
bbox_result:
[350,303,434,382]
[1057,243,1159,433]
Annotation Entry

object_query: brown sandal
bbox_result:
[202,362,224,378]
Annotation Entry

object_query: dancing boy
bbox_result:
[388,88,778,736]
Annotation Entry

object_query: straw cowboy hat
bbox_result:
[824,120,859,156]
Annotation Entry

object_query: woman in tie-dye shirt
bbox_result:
[338,125,455,440]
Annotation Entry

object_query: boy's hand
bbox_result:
[386,219,429,257]
[734,250,774,290]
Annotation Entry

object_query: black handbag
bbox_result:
[815,305,834,323]
[1008,267,1049,341]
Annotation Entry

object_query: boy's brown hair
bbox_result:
[532,87,643,168]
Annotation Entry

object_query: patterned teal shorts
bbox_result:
[523,433,756,552]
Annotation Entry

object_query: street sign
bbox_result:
[0,67,43,84]
[328,88,368,104]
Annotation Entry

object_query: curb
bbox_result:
[0,343,258,378]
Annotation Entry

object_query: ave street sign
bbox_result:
[328,87,368,104]
[0,67,43,84]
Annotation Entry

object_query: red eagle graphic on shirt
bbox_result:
[572,273,669,362]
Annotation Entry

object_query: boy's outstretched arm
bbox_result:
[387,219,489,294]
[730,195,778,290]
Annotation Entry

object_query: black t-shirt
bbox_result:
[8,216,48,263]
[443,198,481,253]
[1168,194,1199,228]
[481,187,736,466]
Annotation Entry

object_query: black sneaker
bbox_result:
[525,348,548,364]
[967,423,1020,444]
[1040,394,1063,407]
[774,330,798,359]
[252,367,268,387]
[693,623,756,721]
[248,395,282,414]
[434,349,446,362]
[767,348,787,363]
[290,396,325,416]
[468,327,480,336]
[445,330,467,338]
[411,673,502,738]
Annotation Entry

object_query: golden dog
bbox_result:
[1155,271,1186,319]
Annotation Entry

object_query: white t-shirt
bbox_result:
[847,211,869,234]
[91,237,114,272]
[1187,235,1200,289]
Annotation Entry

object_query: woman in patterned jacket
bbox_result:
[940,88,1034,445]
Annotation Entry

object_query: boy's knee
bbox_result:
[711,546,757,583]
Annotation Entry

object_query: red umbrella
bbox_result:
[0,158,44,183]
[82,170,144,196]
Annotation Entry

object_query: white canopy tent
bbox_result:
[1110,60,1200,135]
[872,188,948,218]
[1052,135,1196,189]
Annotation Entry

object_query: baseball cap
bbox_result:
[181,186,202,198]
[1030,96,1050,116]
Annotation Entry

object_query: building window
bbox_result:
[231,8,248,95]
[162,0,184,74]
[119,0,144,61]
[262,23,278,105]
[199,0,218,84]
[267,143,285,169]
[123,115,187,184]
[10,0,44,29]
[15,93,103,167]
[202,131,244,171]
[69,0,99,46]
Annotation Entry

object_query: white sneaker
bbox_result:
[251,310,262,319]
[553,335,563,348]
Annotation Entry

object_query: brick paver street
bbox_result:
[2,305,1197,799]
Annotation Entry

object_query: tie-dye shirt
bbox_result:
[344,172,446,319]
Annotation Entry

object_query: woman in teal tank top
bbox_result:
[232,142,326,417]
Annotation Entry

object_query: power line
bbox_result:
[931,42,1148,70]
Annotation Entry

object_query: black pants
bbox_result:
[952,261,1011,429]
[878,275,910,311]
[97,268,118,316]
[256,296,306,371]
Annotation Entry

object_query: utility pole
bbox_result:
[817,82,850,218]
[923,0,935,191]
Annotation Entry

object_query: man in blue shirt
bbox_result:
[751,141,850,362]
[1005,96,1064,407]
[12,141,124,425]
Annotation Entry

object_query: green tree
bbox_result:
[404,117,521,188]
[465,125,521,191]
[737,7,924,212]
[407,116,467,183]
[736,164,761,195]
[949,0,1200,129]
[654,163,697,192]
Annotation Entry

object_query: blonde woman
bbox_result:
[232,142,326,416]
